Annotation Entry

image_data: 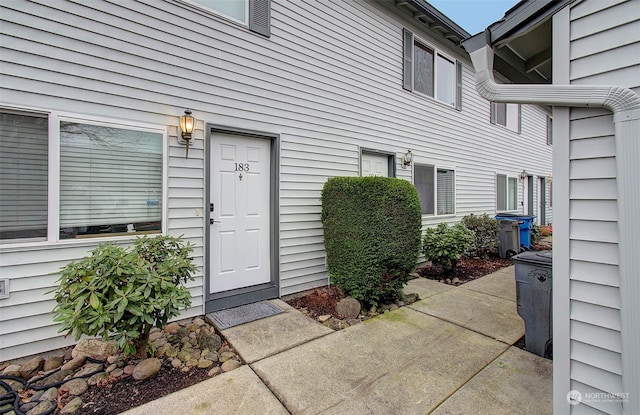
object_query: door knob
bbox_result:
[210,219,221,224]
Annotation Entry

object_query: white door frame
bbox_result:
[205,125,279,313]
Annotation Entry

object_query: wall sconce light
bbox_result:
[179,109,195,159]
[546,174,553,183]
[519,170,528,181]
[402,149,414,168]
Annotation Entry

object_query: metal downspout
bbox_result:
[464,39,640,414]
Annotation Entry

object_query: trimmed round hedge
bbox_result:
[321,176,422,306]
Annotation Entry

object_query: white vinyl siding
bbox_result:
[0,0,552,359]
[561,0,640,413]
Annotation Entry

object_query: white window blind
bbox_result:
[497,174,507,211]
[59,122,162,238]
[0,112,48,241]
[436,55,455,106]
[437,168,455,215]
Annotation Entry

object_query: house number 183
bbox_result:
[235,163,250,172]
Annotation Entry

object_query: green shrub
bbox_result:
[422,223,475,275]
[321,176,422,306]
[531,223,541,245]
[52,235,196,358]
[461,213,499,259]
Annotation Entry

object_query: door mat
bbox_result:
[206,301,284,330]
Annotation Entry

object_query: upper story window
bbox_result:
[403,29,462,110]
[186,0,271,37]
[0,110,165,244]
[490,102,521,133]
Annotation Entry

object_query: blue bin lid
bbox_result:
[513,250,552,265]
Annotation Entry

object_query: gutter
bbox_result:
[462,32,640,415]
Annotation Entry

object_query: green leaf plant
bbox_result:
[422,223,475,276]
[51,235,196,358]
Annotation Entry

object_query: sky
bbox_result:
[428,0,521,35]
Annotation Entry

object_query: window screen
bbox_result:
[414,164,434,215]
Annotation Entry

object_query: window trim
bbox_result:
[490,102,521,133]
[402,28,463,110]
[413,163,456,217]
[0,106,168,247]
[496,173,518,213]
[183,0,249,25]
[180,0,271,37]
[546,114,553,145]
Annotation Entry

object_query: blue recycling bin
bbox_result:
[495,214,536,249]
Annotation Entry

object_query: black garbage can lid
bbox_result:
[513,250,552,265]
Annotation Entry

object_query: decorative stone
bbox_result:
[40,387,58,401]
[204,352,219,362]
[177,351,192,362]
[72,338,118,359]
[43,356,64,372]
[219,351,236,363]
[62,378,88,396]
[402,293,419,305]
[452,277,461,285]
[20,356,45,380]
[318,315,332,323]
[2,364,22,377]
[192,317,206,327]
[110,368,124,378]
[208,367,222,377]
[20,402,39,413]
[60,397,83,414]
[163,322,180,334]
[148,331,163,342]
[87,372,107,386]
[123,365,136,375]
[335,297,361,319]
[61,356,86,372]
[105,363,118,374]
[75,363,104,377]
[185,359,198,368]
[5,379,23,391]
[26,399,54,415]
[132,358,161,380]
[32,370,72,387]
[164,347,178,358]
[191,350,201,360]
[221,359,241,372]
[106,355,120,364]
[30,390,45,401]
[171,359,183,368]
[197,359,213,369]
[197,331,222,352]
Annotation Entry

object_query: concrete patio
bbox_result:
[122,266,552,415]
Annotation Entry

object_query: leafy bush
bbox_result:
[531,223,541,245]
[461,213,499,259]
[52,235,196,358]
[321,176,422,307]
[422,223,475,275]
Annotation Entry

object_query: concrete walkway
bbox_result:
[122,266,552,415]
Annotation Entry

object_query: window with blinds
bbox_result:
[0,112,48,241]
[414,164,455,216]
[497,173,518,212]
[437,169,455,215]
[59,122,162,239]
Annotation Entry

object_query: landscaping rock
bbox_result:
[26,400,54,415]
[149,331,163,342]
[197,331,221,352]
[61,397,83,414]
[61,356,86,372]
[197,359,213,369]
[132,358,161,380]
[208,367,222,377]
[43,356,64,372]
[72,338,117,359]
[20,356,44,380]
[123,365,136,375]
[110,368,124,378]
[318,315,332,322]
[88,372,107,386]
[2,364,22,378]
[75,362,104,377]
[62,378,88,396]
[221,359,241,372]
[171,359,183,368]
[40,387,58,401]
[32,369,72,387]
[163,322,181,334]
[402,293,420,305]
[20,402,39,413]
[336,297,361,318]
[219,351,236,363]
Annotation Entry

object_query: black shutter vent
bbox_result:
[249,0,271,37]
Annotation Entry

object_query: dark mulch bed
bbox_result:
[64,358,211,415]
[287,286,347,320]
[417,256,513,285]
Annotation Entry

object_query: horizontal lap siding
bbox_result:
[568,0,640,410]
[1,0,552,356]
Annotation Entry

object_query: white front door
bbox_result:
[210,133,271,293]
[362,153,389,177]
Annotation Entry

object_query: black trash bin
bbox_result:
[512,250,553,358]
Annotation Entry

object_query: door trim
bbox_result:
[205,125,280,312]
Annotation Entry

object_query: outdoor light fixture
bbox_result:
[402,149,414,168]
[179,109,195,159]
[519,170,528,181]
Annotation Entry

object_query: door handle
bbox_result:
[210,219,221,224]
